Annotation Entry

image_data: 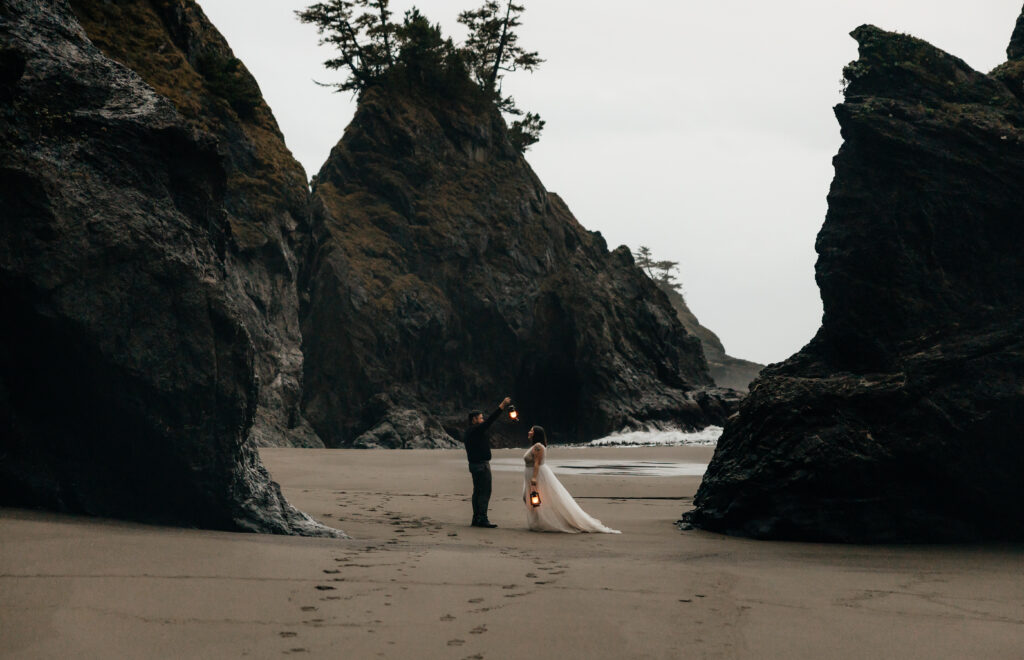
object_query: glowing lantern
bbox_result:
[530,489,541,507]
[507,404,519,421]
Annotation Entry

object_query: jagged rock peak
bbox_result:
[302,84,737,447]
[682,21,1024,542]
[0,0,339,536]
[1008,4,1024,60]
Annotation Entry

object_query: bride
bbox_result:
[522,426,620,534]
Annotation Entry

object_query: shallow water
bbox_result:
[490,457,707,477]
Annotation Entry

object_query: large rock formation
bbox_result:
[657,283,763,391]
[303,86,738,447]
[68,0,321,447]
[683,19,1024,542]
[1009,4,1024,61]
[0,0,337,535]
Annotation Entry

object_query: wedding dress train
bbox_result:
[523,444,620,534]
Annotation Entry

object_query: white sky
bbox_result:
[198,1,1021,365]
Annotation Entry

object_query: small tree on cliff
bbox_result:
[296,0,398,93]
[458,1,545,151]
[634,246,685,297]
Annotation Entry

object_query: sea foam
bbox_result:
[583,426,723,447]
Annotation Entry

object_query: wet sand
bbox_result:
[2,445,1022,658]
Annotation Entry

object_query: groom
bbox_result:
[463,396,511,528]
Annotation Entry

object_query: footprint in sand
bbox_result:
[314,585,335,591]
[525,573,537,578]
[283,648,308,654]
[440,614,456,621]
[463,654,484,660]
[323,569,341,574]
[300,606,318,612]
[447,639,465,647]
[279,632,298,638]
[468,597,484,603]
[469,625,487,635]
[501,584,516,590]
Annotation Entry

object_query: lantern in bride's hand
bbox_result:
[530,489,541,507]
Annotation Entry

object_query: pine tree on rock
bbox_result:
[459,1,545,151]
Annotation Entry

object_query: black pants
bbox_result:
[468,461,492,521]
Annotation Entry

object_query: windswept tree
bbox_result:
[507,111,545,152]
[458,1,545,150]
[634,246,685,296]
[296,0,398,93]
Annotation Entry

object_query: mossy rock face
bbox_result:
[70,0,319,447]
[684,22,1024,542]
[0,0,337,535]
[303,86,739,447]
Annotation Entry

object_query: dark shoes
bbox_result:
[471,518,498,528]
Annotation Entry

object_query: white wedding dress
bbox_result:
[523,444,620,534]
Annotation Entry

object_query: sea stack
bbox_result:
[683,15,1024,542]
[302,84,739,447]
[0,0,336,535]
[69,0,321,447]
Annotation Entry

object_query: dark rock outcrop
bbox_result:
[1009,3,1024,61]
[0,0,337,535]
[657,283,763,391]
[683,22,1024,542]
[303,87,738,447]
[68,0,321,447]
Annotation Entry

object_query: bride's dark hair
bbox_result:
[531,425,547,446]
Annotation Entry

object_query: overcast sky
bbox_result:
[198,1,1021,365]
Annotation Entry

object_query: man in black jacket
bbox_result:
[463,396,511,528]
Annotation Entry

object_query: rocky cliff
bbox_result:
[1009,4,1024,61]
[656,283,763,391]
[0,0,336,535]
[68,0,321,447]
[303,86,738,447]
[683,17,1024,542]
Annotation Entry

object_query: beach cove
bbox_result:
[2,445,1022,658]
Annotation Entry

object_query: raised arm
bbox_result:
[479,396,511,433]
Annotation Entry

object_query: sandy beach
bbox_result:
[2,445,1022,659]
